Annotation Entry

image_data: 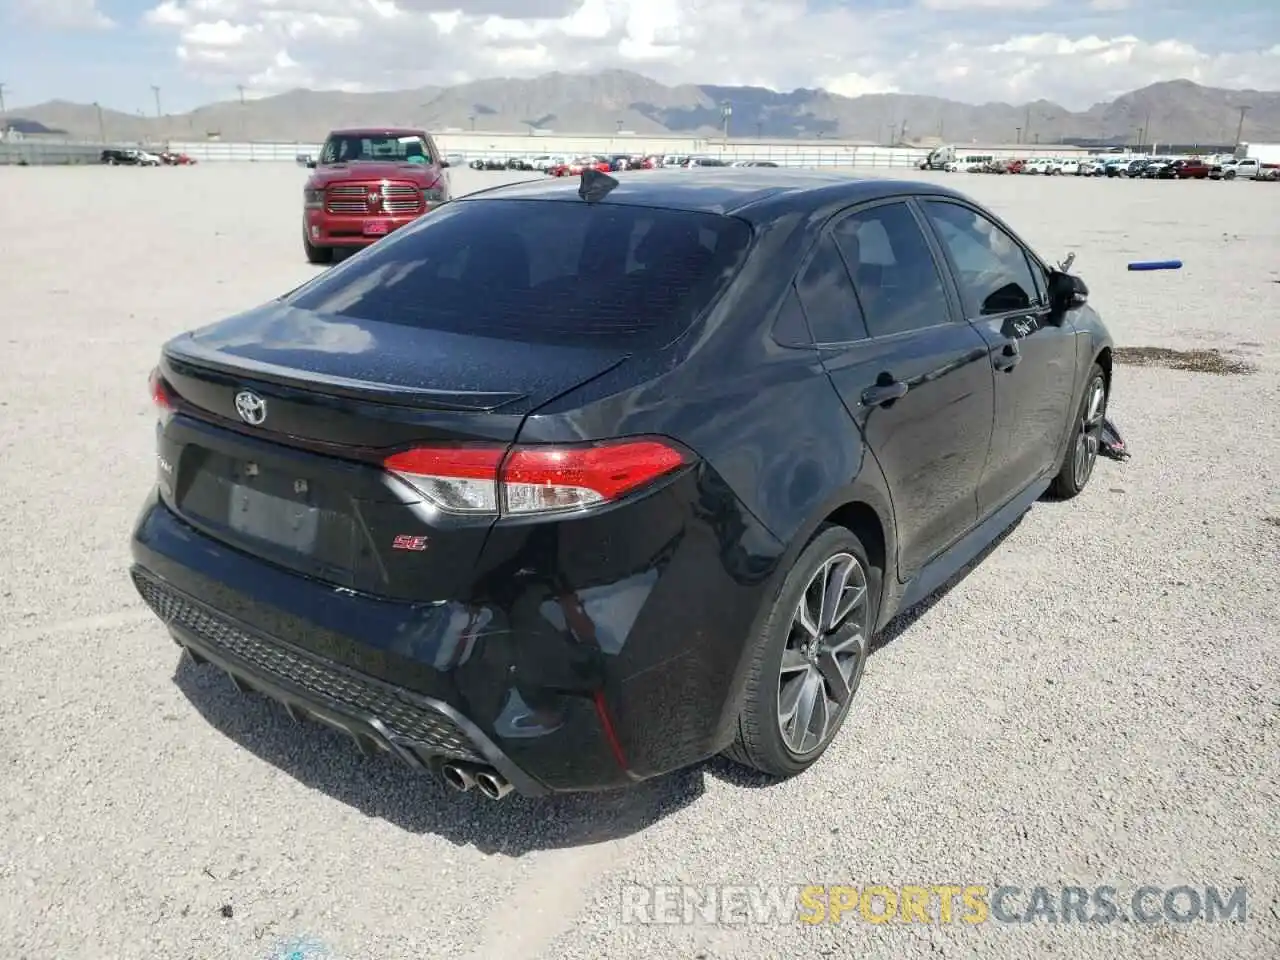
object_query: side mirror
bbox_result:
[439,160,450,168]
[305,160,317,169]
[1048,270,1088,311]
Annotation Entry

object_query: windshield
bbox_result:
[285,198,753,349]
[319,134,433,165]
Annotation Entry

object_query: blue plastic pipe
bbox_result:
[1128,260,1183,271]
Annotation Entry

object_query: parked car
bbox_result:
[1224,157,1275,180]
[159,151,196,165]
[1169,158,1210,179]
[100,148,144,165]
[550,156,611,177]
[1125,159,1152,177]
[300,127,451,264]
[134,169,1117,798]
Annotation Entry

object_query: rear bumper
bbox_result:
[130,480,782,794]
[133,567,547,791]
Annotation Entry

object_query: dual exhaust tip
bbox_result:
[441,761,514,800]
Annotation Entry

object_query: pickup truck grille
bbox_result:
[325,182,422,215]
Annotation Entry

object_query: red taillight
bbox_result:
[149,367,175,412]
[383,438,689,517]
[383,445,505,513]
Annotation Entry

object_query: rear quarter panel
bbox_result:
[518,205,900,598]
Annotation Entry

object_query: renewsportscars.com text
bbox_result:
[620,884,1249,926]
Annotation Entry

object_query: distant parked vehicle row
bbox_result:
[949,153,1269,181]
[463,152,782,176]
[100,148,195,166]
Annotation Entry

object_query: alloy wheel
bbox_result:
[1073,377,1107,489]
[776,552,870,756]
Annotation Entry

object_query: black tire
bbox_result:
[1050,363,1107,500]
[725,524,882,778]
[1224,169,1236,180]
[303,235,333,264]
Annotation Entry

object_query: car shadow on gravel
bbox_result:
[172,514,1028,842]
[173,655,703,855]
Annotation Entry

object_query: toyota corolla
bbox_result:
[133,169,1116,799]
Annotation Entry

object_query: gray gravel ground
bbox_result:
[1,163,1277,960]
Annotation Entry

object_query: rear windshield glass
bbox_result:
[286,198,753,348]
[320,134,433,165]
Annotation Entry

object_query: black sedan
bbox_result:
[132,169,1115,798]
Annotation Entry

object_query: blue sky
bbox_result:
[2,0,1278,113]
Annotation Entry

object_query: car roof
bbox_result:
[326,127,428,137]
[459,168,975,221]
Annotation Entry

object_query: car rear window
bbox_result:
[286,198,754,349]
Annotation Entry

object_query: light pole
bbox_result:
[0,82,7,116]
[151,85,162,118]
[1015,126,1021,144]
[468,114,476,131]
[1233,105,1250,151]
[93,102,106,143]
[721,100,732,146]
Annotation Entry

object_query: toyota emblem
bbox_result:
[234,390,267,426]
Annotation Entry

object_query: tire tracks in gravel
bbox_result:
[10,607,154,645]
[459,843,615,960]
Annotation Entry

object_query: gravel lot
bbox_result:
[1,163,1276,960]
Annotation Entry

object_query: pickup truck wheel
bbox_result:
[1224,169,1236,180]
[303,235,333,264]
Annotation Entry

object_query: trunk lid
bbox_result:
[154,302,630,599]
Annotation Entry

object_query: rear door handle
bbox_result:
[861,379,909,407]
[992,342,1021,372]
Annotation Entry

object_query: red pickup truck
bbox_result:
[302,127,451,264]
[1169,158,1210,179]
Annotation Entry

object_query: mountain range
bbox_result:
[3,70,1278,146]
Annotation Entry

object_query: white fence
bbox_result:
[0,139,105,165]
[1,136,943,169]
[3,135,1105,169]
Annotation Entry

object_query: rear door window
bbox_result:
[793,235,867,344]
[829,202,953,338]
[286,199,753,349]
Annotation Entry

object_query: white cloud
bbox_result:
[135,0,1280,108]
[921,0,1052,9]
[10,0,112,29]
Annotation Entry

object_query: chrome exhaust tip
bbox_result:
[475,770,514,800]
[441,763,476,792]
